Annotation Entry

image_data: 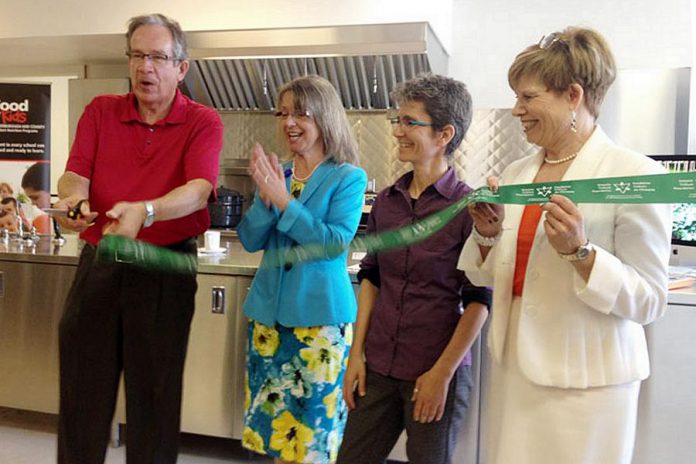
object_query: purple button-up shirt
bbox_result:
[359,168,491,381]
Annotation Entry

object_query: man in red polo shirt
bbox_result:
[55,13,222,463]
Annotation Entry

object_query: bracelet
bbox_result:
[471,225,502,247]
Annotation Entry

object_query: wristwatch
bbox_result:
[558,240,594,262]
[143,201,155,228]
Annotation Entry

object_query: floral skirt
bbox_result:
[242,319,352,464]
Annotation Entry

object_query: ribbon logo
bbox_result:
[536,186,553,197]
[613,182,632,194]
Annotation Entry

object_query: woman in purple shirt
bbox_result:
[337,74,491,464]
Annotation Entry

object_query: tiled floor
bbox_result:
[0,407,272,464]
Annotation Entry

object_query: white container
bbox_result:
[203,230,221,251]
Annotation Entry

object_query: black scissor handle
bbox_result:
[67,199,87,220]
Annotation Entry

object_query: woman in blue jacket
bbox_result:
[237,75,367,464]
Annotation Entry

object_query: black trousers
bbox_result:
[57,240,197,464]
[337,365,473,464]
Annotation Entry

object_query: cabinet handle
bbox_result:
[211,286,225,314]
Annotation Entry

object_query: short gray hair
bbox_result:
[277,75,360,166]
[126,14,188,61]
[390,73,473,158]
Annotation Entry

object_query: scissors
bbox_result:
[42,199,93,222]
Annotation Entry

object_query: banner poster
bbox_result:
[0,83,51,228]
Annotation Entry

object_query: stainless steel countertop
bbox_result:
[0,234,83,266]
[197,237,262,276]
[0,234,263,276]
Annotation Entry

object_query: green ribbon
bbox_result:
[474,171,696,205]
[96,234,198,274]
[294,171,696,260]
[95,172,696,273]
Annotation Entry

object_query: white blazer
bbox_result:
[458,127,671,389]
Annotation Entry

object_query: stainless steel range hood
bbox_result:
[182,22,448,111]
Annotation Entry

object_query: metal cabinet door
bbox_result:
[179,274,251,439]
[0,260,76,413]
[634,302,696,464]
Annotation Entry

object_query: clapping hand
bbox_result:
[249,143,289,211]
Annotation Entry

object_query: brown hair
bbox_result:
[277,75,360,165]
[1,197,17,207]
[390,73,473,158]
[508,27,616,118]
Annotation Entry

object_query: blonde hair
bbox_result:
[277,75,360,165]
[0,182,13,195]
[508,26,616,118]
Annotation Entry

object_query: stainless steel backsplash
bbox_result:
[218,110,536,202]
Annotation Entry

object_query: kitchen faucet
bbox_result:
[15,201,24,238]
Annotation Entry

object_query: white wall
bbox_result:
[450,0,693,108]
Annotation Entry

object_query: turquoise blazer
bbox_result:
[237,160,367,327]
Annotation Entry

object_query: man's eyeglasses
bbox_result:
[273,110,312,121]
[388,115,433,131]
[538,32,567,50]
[126,51,179,66]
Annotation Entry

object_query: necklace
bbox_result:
[544,152,578,164]
[292,158,324,182]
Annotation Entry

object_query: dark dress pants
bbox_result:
[337,365,473,464]
[57,241,197,464]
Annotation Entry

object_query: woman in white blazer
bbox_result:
[457,27,671,464]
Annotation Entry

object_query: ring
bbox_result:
[264,174,269,184]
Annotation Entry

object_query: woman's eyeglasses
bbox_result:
[273,110,312,121]
[388,115,433,131]
[538,32,567,50]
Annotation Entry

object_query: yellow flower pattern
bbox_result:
[294,326,320,344]
[344,324,353,345]
[253,323,280,357]
[323,386,340,419]
[242,426,265,454]
[270,411,314,462]
[344,325,354,368]
[244,321,350,463]
[300,336,342,383]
